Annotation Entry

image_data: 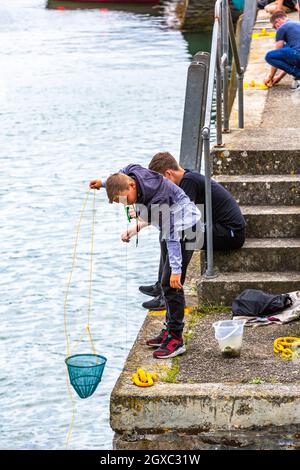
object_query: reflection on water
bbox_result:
[0,0,211,450]
[183,31,212,59]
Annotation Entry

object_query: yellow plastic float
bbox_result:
[243,80,269,90]
[252,28,276,39]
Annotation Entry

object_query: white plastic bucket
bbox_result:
[213,319,246,358]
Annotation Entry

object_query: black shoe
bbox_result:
[142,295,166,311]
[139,281,162,298]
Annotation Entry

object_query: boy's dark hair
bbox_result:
[106,173,134,203]
[270,11,287,23]
[148,152,180,174]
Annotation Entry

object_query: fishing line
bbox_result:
[63,189,98,448]
[125,210,129,353]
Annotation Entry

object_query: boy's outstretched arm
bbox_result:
[89,179,103,190]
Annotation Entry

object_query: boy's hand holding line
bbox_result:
[121,220,148,243]
[89,179,103,190]
[121,226,136,243]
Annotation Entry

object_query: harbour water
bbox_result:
[0,0,210,449]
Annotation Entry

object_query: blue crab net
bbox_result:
[65,354,107,399]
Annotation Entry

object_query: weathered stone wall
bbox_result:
[114,425,300,450]
[174,0,241,32]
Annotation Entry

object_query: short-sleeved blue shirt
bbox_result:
[276,21,300,53]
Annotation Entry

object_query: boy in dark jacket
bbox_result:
[139,152,246,311]
[90,164,202,359]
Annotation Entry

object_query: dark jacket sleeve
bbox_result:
[179,178,199,204]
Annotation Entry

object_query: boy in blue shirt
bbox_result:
[264,11,300,90]
[90,164,202,359]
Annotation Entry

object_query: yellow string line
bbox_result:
[87,326,97,357]
[87,189,97,356]
[63,189,90,358]
[125,221,128,352]
[69,330,87,355]
[63,189,91,448]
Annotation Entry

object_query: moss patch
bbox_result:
[248,377,264,385]
[161,357,181,384]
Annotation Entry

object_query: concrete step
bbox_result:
[198,272,300,305]
[242,205,300,238]
[215,175,300,206]
[200,238,300,274]
[212,148,300,176]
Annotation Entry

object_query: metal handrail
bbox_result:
[201,0,244,278]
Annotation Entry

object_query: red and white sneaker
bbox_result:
[153,332,186,359]
[146,328,169,347]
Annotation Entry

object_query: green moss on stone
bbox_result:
[161,358,181,383]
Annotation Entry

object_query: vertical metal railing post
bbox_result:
[237,71,244,128]
[202,126,216,278]
[228,8,244,128]
[221,0,228,58]
[239,0,258,69]
[216,18,223,146]
[201,1,221,279]
[221,0,230,132]
[216,63,223,145]
[191,0,245,279]
[179,52,210,170]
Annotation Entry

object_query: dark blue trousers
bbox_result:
[265,47,300,79]
[160,240,194,336]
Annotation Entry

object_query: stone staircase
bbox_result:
[198,148,300,305]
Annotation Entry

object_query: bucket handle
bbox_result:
[219,325,240,341]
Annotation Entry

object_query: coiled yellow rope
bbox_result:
[274,337,300,360]
[131,368,159,387]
